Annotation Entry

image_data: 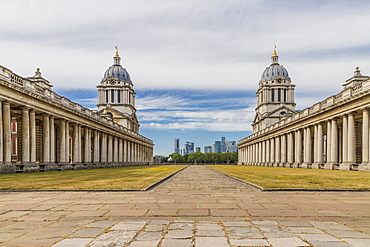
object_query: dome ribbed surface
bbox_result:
[260,64,290,82]
[102,65,132,83]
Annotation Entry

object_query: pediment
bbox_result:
[265,106,295,118]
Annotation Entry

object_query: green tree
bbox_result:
[169,153,185,163]
[187,151,205,163]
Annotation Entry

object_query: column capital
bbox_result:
[21,106,30,111]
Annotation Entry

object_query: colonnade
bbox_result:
[0,100,153,173]
[239,108,370,171]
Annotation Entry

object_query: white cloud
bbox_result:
[139,108,255,132]
[1,0,370,94]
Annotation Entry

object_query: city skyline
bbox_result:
[1,1,370,155]
[173,136,238,155]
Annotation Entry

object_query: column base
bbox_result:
[292,163,301,168]
[272,163,279,167]
[324,163,340,170]
[284,163,293,168]
[23,163,40,173]
[358,163,370,171]
[83,163,94,169]
[339,163,355,171]
[74,163,84,170]
[312,163,324,169]
[0,163,16,174]
[60,163,74,170]
[301,163,311,169]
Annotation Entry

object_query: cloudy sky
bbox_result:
[1,0,370,155]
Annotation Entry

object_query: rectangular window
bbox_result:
[277,88,281,102]
[106,90,108,103]
[271,89,275,102]
[111,90,114,103]
[284,89,287,102]
[117,90,121,103]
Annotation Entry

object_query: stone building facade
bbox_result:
[0,49,153,174]
[238,49,370,171]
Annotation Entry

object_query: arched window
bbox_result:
[277,88,281,102]
[271,89,275,102]
[117,90,121,103]
[105,90,108,103]
[111,90,114,103]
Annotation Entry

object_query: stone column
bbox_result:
[287,132,294,167]
[50,116,55,164]
[265,139,270,166]
[108,135,113,163]
[261,141,266,165]
[342,113,355,170]
[78,125,82,163]
[101,133,107,163]
[43,114,50,164]
[21,107,30,164]
[30,109,36,164]
[280,134,286,166]
[2,102,11,164]
[123,139,127,163]
[118,138,123,163]
[331,118,339,165]
[73,124,79,164]
[84,127,91,164]
[127,141,131,163]
[274,136,280,167]
[360,109,370,171]
[113,137,118,163]
[302,126,312,168]
[93,130,100,163]
[59,120,66,163]
[324,120,332,169]
[0,101,3,164]
[270,138,275,166]
[313,124,318,165]
[313,123,324,169]
[65,121,70,163]
[342,115,348,164]
[294,130,302,167]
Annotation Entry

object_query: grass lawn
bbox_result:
[206,165,370,190]
[0,165,187,190]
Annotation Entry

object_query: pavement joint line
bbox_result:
[206,165,370,192]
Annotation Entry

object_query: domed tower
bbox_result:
[252,46,296,133]
[97,47,139,133]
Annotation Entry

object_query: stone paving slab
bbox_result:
[0,165,369,246]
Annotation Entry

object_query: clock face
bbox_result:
[276,77,283,83]
[109,79,116,85]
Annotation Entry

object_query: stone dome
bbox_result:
[102,64,132,83]
[101,50,132,83]
[259,48,291,83]
[260,63,290,83]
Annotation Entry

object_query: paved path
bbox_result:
[0,165,369,246]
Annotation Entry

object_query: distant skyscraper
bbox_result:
[226,141,238,153]
[221,136,226,153]
[211,144,215,153]
[195,147,201,152]
[174,139,180,153]
[184,141,194,155]
[204,146,212,153]
[215,141,221,153]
